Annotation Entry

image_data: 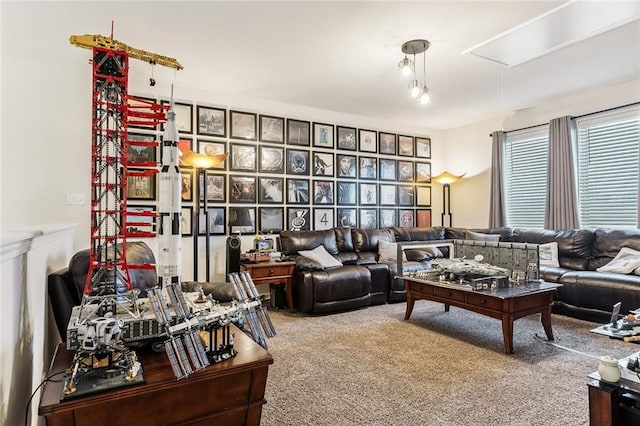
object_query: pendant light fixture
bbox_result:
[398,39,432,105]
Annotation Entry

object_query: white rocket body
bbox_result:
[158,107,182,286]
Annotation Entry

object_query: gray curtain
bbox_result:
[489,131,506,227]
[544,116,579,230]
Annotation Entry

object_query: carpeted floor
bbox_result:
[260,301,635,426]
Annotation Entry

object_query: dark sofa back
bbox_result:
[393,226,445,242]
[446,227,514,242]
[279,229,339,255]
[513,228,594,270]
[334,227,354,252]
[589,228,640,270]
[352,228,395,253]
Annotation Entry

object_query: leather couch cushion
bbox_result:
[589,228,640,270]
[312,265,371,303]
[393,226,446,242]
[280,229,339,255]
[513,228,595,270]
[334,227,354,252]
[556,270,640,314]
[352,228,395,253]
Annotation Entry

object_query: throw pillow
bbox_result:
[465,230,501,242]
[378,240,407,263]
[298,245,343,269]
[597,247,640,274]
[405,247,444,261]
[539,242,560,267]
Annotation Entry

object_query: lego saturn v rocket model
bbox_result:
[158,91,182,288]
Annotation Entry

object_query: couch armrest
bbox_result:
[48,267,81,341]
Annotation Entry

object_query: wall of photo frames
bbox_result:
[125,97,433,237]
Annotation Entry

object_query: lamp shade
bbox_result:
[180,149,228,169]
[433,171,466,185]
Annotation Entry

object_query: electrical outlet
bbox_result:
[66,193,85,206]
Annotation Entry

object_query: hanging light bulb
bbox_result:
[398,56,413,76]
[408,80,421,98]
[419,86,432,104]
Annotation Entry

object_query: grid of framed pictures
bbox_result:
[130,94,434,234]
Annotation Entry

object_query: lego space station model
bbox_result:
[64,31,274,398]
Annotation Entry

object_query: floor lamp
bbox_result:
[180,149,228,282]
[433,171,465,228]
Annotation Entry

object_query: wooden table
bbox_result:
[39,326,273,426]
[402,276,560,354]
[588,372,640,426]
[242,260,296,313]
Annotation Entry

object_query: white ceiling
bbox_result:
[14,0,640,130]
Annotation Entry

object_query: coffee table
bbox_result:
[401,275,561,354]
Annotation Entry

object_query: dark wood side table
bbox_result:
[588,373,640,426]
[242,260,296,313]
[39,325,273,426]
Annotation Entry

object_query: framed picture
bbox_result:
[379,132,397,155]
[229,206,256,234]
[359,208,378,229]
[398,135,415,157]
[259,115,285,143]
[229,175,257,203]
[199,207,226,235]
[359,182,377,205]
[230,143,257,172]
[286,178,310,204]
[180,168,193,202]
[337,181,357,206]
[415,162,432,183]
[398,185,415,206]
[199,173,226,203]
[196,106,226,137]
[230,110,257,140]
[127,170,156,200]
[313,180,334,205]
[416,137,431,159]
[379,159,397,181]
[416,185,432,207]
[379,208,397,228]
[314,208,335,231]
[336,208,357,228]
[336,154,356,178]
[398,160,414,182]
[177,137,193,167]
[398,209,415,227]
[259,207,284,233]
[127,133,157,166]
[287,119,310,146]
[312,152,334,177]
[181,206,193,236]
[287,207,311,231]
[416,209,432,227]
[126,205,156,233]
[379,184,397,206]
[337,126,357,151]
[259,145,285,174]
[161,101,193,134]
[286,148,310,175]
[197,140,227,170]
[128,96,158,130]
[359,156,377,180]
[258,177,284,204]
[358,129,377,153]
[313,123,334,148]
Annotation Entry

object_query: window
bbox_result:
[577,106,640,229]
[504,127,549,228]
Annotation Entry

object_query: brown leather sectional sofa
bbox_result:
[280,226,640,322]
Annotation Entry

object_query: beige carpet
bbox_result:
[260,301,635,426]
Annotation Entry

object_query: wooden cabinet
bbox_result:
[39,326,273,426]
[242,261,296,312]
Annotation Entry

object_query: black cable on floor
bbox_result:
[24,370,66,426]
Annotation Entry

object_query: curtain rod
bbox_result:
[489,101,640,137]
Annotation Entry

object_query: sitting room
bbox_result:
[2,1,640,425]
